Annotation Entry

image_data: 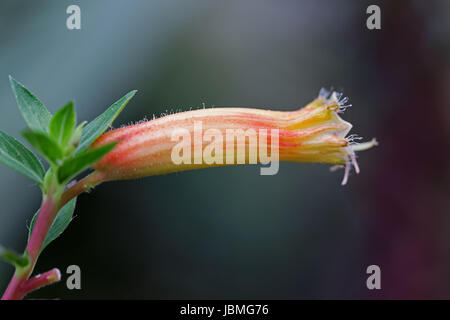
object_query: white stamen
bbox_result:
[330,164,344,172]
[351,138,378,152]
[349,149,360,174]
[341,160,351,186]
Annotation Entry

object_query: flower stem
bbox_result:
[20,268,61,295]
[1,171,105,300]
[1,195,57,300]
[27,194,56,262]
[59,171,106,210]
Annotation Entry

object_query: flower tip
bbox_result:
[318,88,352,113]
[339,137,378,185]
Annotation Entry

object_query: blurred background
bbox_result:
[0,0,449,299]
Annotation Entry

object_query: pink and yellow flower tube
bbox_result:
[90,89,376,185]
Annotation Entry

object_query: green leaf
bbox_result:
[49,101,76,148]
[76,90,136,153]
[28,198,77,250]
[0,130,45,184]
[0,244,30,269]
[22,131,63,164]
[71,121,87,146]
[9,76,52,133]
[58,142,117,183]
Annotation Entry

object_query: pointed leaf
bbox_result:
[9,76,52,132]
[58,142,117,183]
[49,101,76,148]
[76,90,136,153]
[22,131,63,164]
[0,244,30,269]
[28,198,77,250]
[0,130,45,184]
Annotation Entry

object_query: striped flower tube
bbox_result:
[90,89,377,185]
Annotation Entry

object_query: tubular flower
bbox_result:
[90,89,377,185]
